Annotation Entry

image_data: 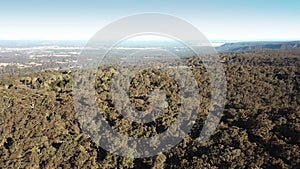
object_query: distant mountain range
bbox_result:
[216,41,300,52]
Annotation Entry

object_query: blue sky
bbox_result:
[0,0,299,41]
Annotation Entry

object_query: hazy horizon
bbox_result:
[0,39,299,43]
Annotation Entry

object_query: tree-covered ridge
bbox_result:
[0,49,299,168]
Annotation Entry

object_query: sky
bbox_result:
[0,0,299,41]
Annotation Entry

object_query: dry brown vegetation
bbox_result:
[0,49,299,168]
